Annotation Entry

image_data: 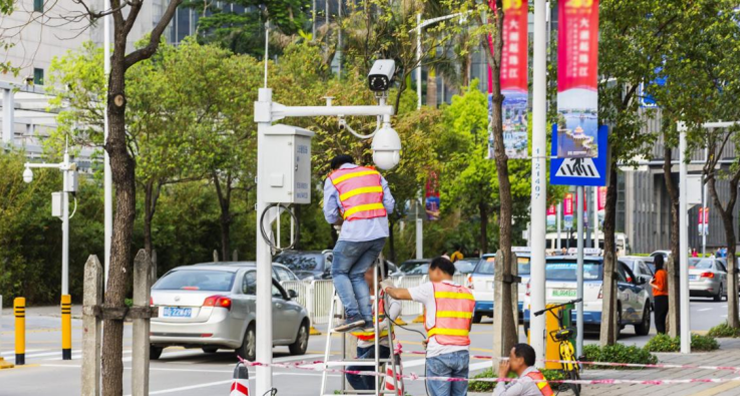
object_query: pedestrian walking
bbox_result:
[382,257,474,396]
[324,154,395,332]
[691,248,698,258]
[493,344,554,396]
[650,254,668,334]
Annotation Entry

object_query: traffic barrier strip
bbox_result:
[393,344,740,373]
[234,356,740,385]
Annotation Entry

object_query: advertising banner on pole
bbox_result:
[487,0,528,160]
[556,0,599,158]
[564,193,574,229]
[547,205,556,227]
[698,207,704,235]
[698,207,709,236]
[425,172,440,221]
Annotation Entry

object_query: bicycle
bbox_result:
[534,298,582,396]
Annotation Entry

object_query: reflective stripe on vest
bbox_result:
[525,371,554,396]
[329,166,386,221]
[426,282,475,346]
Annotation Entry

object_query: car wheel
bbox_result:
[150,346,163,360]
[202,346,219,353]
[714,284,723,302]
[236,324,256,362]
[473,312,483,324]
[634,306,651,336]
[289,321,310,356]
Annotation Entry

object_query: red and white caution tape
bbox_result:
[393,344,740,373]
[235,356,740,386]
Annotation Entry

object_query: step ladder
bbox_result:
[319,256,402,396]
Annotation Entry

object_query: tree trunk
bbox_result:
[708,176,740,328]
[102,33,136,396]
[483,0,517,365]
[600,161,619,346]
[213,171,232,262]
[143,179,162,257]
[388,218,396,263]
[662,144,680,337]
[426,70,438,108]
[479,202,489,253]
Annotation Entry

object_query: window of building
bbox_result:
[34,0,43,12]
[33,68,44,85]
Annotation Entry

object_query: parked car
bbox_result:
[399,259,431,274]
[150,262,311,361]
[468,254,531,323]
[620,256,654,300]
[454,258,479,274]
[523,256,651,336]
[273,250,333,280]
[689,258,728,301]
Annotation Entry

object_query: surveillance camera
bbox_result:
[368,60,396,92]
[23,167,33,183]
[371,123,401,170]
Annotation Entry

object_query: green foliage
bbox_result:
[645,333,719,352]
[468,368,565,392]
[582,343,657,369]
[707,322,740,338]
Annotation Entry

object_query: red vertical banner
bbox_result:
[425,172,441,221]
[547,205,557,216]
[597,186,607,211]
[487,0,529,160]
[564,193,574,216]
[556,0,599,158]
[698,207,704,225]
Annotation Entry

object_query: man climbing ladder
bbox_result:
[324,154,395,332]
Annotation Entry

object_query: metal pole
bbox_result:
[530,0,548,367]
[416,13,422,110]
[255,88,274,394]
[312,0,316,40]
[336,0,341,78]
[593,187,599,249]
[702,147,708,256]
[62,153,70,296]
[576,186,584,357]
[2,88,13,143]
[104,12,112,290]
[416,196,423,260]
[678,122,691,354]
[557,202,562,250]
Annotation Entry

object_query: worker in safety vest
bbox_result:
[381,257,474,396]
[346,261,402,391]
[493,343,554,396]
[324,154,395,333]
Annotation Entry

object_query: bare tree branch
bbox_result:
[124,0,182,69]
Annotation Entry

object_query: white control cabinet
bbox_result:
[262,124,315,204]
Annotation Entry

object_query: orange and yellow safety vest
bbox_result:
[329,166,386,221]
[425,282,475,346]
[525,370,554,396]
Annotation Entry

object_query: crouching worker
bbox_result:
[494,344,554,396]
[347,261,402,390]
[382,257,474,396]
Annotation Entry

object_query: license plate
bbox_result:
[163,307,192,318]
[550,289,577,298]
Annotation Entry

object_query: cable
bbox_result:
[261,388,277,396]
[69,196,78,219]
[259,203,299,253]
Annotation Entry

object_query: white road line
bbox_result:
[699,308,713,312]
[0,348,46,357]
[469,361,493,371]
[130,379,235,395]
[275,353,323,363]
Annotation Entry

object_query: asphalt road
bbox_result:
[0,296,732,396]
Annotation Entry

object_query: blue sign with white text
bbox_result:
[550,125,609,187]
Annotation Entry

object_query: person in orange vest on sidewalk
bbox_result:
[346,261,402,390]
[493,344,554,396]
[382,257,474,396]
[324,154,395,333]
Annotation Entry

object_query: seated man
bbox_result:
[494,344,554,396]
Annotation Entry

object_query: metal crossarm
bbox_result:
[319,255,401,396]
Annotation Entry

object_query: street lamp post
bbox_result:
[23,145,78,360]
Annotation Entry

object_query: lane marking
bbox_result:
[130,379,235,395]
[699,308,713,312]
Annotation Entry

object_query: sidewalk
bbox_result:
[580,338,740,396]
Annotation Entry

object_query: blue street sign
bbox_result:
[550,125,609,187]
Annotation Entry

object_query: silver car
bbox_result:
[689,258,728,301]
[150,262,311,361]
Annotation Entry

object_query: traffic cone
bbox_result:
[230,362,250,396]
[384,354,404,396]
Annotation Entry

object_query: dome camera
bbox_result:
[371,123,401,170]
[23,167,33,183]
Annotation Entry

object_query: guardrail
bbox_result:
[281,275,471,326]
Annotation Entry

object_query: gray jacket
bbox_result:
[493,367,548,396]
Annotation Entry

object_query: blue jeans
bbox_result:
[426,350,469,396]
[346,345,391,390]
[332,238,386,322]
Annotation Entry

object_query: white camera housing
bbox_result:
[23,167,33,183]
[368,60,396,92]
[371,123,402,170]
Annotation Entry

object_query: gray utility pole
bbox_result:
[576,186,585,357]
[530,0,548,366]
[678,122,690,354]
[557,202,562,250]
